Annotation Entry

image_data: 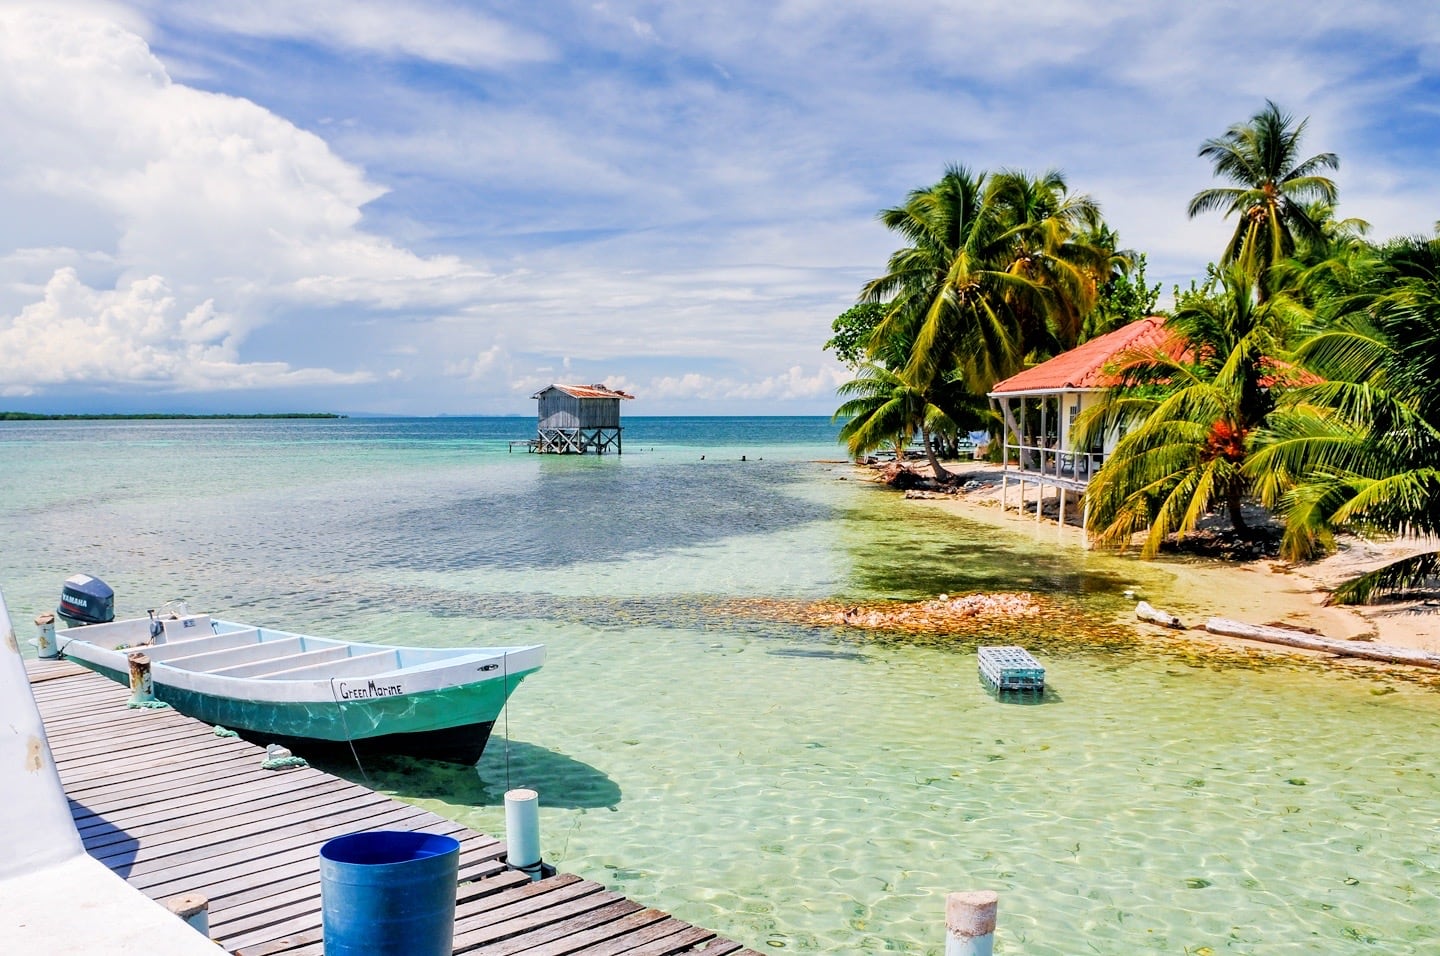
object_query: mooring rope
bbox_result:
[502,651,511,792]
[329,677,371,787]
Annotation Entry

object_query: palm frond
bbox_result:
[1329,551,1440,604]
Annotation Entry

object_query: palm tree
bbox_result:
[832,362,969,481]
[987,168,1113,353]
[860,166,1033,395]
[1188,101,1339,292]
[1251,237,1440,602]
[832,362,928,461]
[861,166,1115,395]
[1082,264,1302,554]
[841,165,1121,480]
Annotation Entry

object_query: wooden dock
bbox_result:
[27,660,760,955]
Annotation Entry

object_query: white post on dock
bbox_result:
[128,652,155,704]
[504,788,543,881]
[34,612,58,659]
[162,893,210,937]
[945,890,998,956]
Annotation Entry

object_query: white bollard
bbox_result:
[504,788,543,880]
[162,893,210,937]
[128,652,155,704]
[945,890,998,956]
[34,613,58,659]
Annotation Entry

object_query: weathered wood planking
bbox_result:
[27,660,762,955]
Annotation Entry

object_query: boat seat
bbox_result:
[160,615,212,642]
[262,649,401,681]
[221,645,352,679]
[159,635,302,672]
[139,628,262,662]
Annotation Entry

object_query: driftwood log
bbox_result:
[1205,617,1440,669]
[1136,600,1182,628]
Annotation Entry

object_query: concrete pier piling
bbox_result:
[945,890,998,956]
[163,893,210,937]
[35,612,57,659]
[127,653,154,705]
[504,788,543,880]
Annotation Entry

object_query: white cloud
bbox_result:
[0,6,470,394]
[148,0,552,68]
[443,344,506,382]
[645,364,849,403]
[0,268,370,395]
[6,1,1440,414]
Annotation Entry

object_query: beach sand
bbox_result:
[865,458,1440,660]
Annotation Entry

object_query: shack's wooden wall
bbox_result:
[536,392,622,429]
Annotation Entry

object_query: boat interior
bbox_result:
[58,614,504,680]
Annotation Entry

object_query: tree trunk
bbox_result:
[922,427,953,482]
[1226,483,1248,532]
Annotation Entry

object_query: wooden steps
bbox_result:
[27,659,761,955]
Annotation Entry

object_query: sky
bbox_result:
[1,1,1438,416]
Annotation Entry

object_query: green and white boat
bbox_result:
[54,607,544,765]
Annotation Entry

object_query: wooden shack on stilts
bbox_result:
[521,383,635,454]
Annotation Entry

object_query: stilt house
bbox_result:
[527,383,635,454]
[986,317,1171,534]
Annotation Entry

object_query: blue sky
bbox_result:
[2,1,1438,415]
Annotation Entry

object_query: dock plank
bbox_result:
[29,662,757,955]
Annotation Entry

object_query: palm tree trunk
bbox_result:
[1226,483,1248,532]
[922,428,954,483]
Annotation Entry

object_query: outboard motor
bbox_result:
[58,574,115,627]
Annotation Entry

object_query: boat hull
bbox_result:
[61,619,543,766]
[248,720,497,766]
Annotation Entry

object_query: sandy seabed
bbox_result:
[863,458,1440,658]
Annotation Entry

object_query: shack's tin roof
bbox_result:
[532,383,636,400]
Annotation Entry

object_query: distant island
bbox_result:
[0,412,344,421]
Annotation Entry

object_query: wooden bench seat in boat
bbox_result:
[249,649,402,681]
[129,627,262,662]
[158,634,301,672]
[208,644,352,678]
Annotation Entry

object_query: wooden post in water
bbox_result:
[34,612,57,659]
[504,788,543,880]
[128,652,155,704]
[945,891,997,956]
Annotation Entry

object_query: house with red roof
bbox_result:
[986,317,1173,533]
[526,383,635,454]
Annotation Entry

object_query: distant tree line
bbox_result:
[0,412,344,420]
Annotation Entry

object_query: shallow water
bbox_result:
[2,417,1438,953]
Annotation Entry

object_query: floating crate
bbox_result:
[978,645,1045,692]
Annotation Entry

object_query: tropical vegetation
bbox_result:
[827,165,1130,467]
[834,98,1440,604]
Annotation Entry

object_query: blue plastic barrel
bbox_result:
[319,830,460,956]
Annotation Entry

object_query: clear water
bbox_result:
[3,417,1438,954]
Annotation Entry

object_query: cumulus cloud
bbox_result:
[6,1,1440,414]
[0,5,470,395]
[645,365,850,403]
[443,344,507,382]
[0,268,370,395]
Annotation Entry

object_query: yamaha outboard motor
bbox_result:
[58,574,115,627]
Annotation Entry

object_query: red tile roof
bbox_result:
[533,383,636,400]
[989,317,1176,394]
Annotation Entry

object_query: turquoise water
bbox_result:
[3,417,1439,953]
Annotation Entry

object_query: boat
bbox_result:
[50,579,544,765]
